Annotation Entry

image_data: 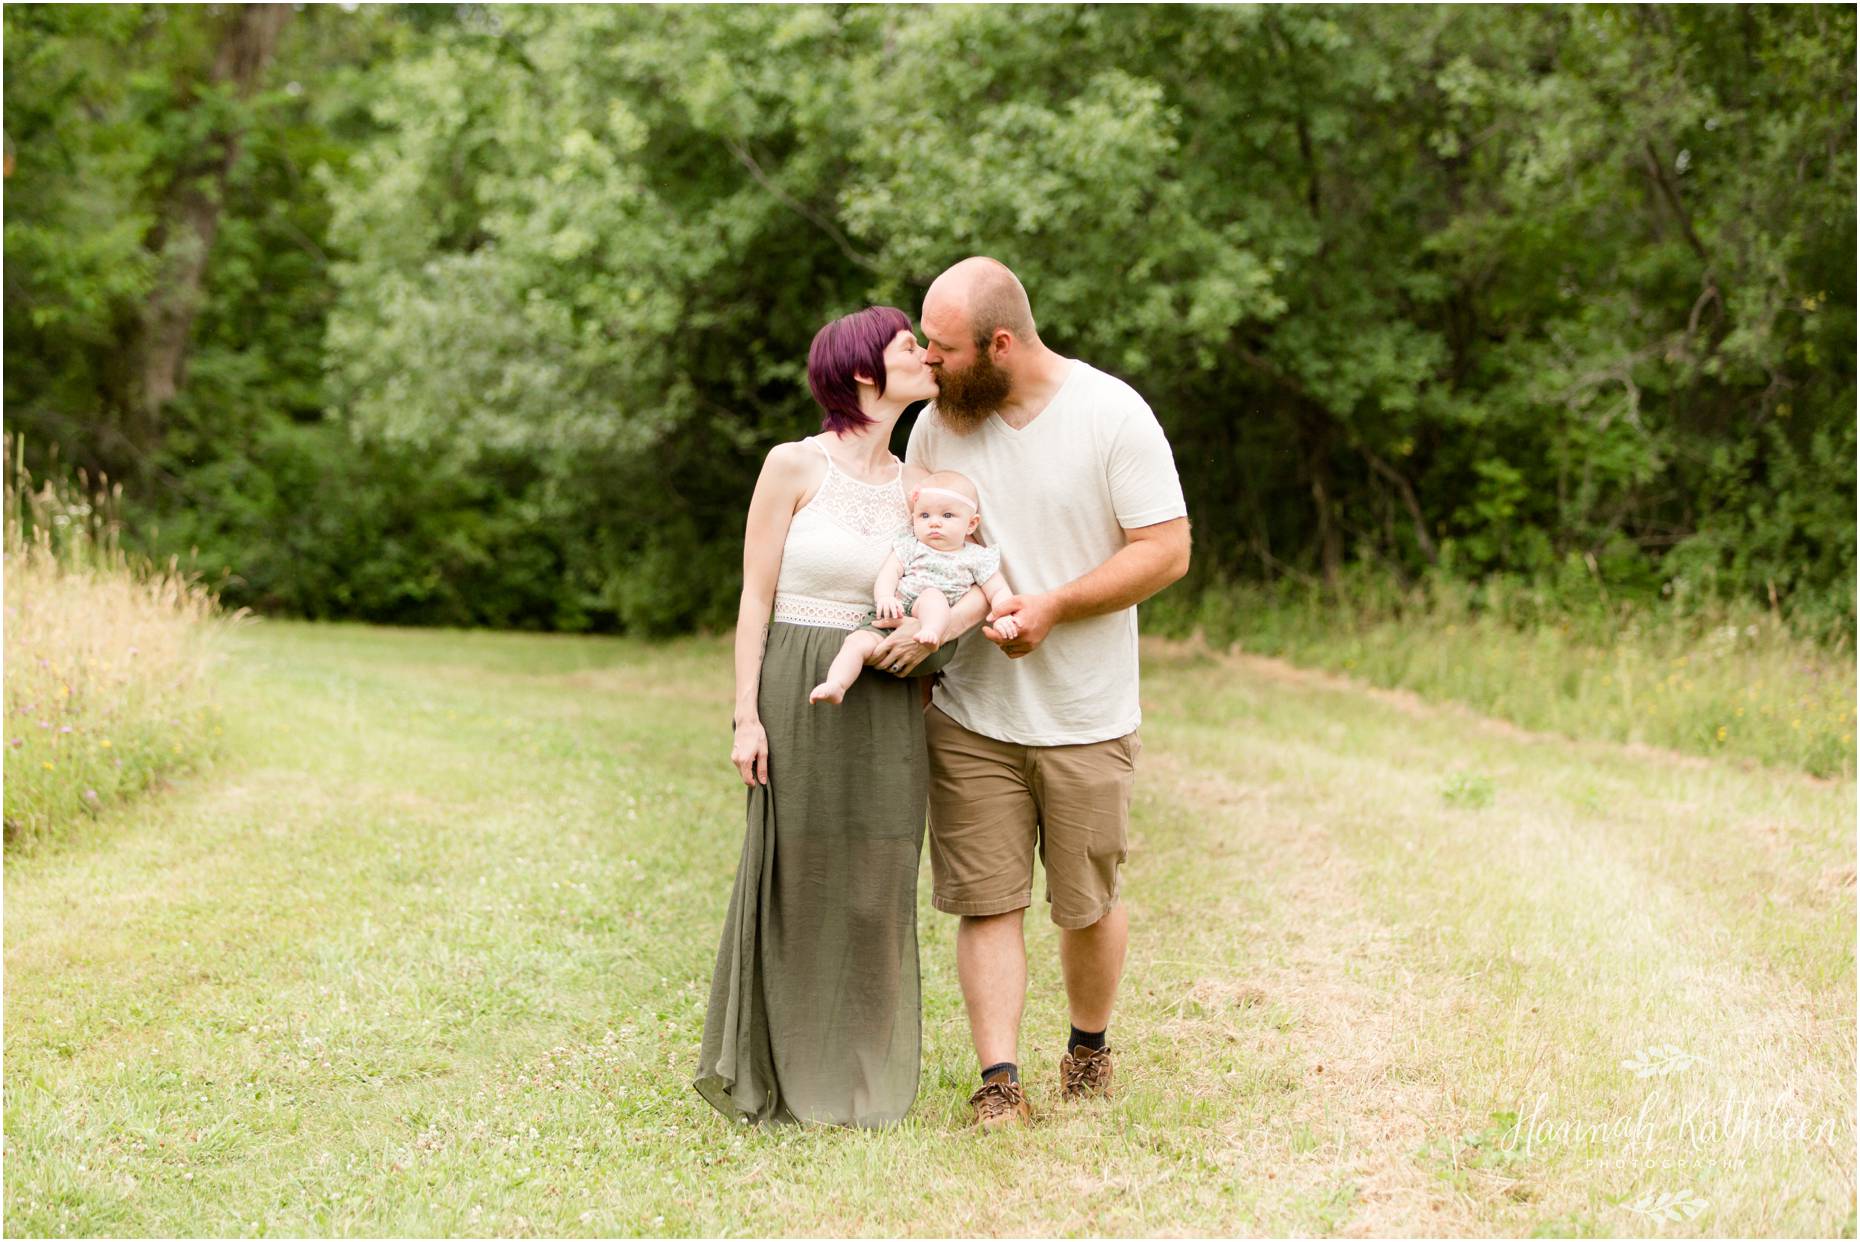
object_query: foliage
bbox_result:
[4,4,1853,637]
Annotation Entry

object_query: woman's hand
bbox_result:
[867,618,933,675]
[731,718,770,787]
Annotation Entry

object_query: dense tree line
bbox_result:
[6,4,1853,636]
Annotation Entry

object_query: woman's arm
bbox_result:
[867,585,988,674]
[731,444,813,786]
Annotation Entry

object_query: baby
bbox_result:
[809,470,1017,706]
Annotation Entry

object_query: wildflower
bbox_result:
[84,789,98,802]
[41,761,53,770]
[1715,726,1727,742]
[99,738,111,748]
[58,725,72,734]
[8,738,19,748]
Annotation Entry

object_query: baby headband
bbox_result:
[913,486,978,512]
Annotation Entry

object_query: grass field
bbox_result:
[4,620,1854,1236]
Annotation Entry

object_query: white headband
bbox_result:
[913,486,978,512]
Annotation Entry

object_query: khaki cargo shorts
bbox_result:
[924,702,1140,930]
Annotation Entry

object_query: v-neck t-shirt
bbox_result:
[904,358,1187,745]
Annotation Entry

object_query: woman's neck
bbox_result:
[825,405,903,471]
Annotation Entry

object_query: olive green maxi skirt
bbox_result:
[694,622,949,1128]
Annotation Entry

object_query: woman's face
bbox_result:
[879,329,938,403]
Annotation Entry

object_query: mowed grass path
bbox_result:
[5,621,1854,1237]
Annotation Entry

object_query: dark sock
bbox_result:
[980,1061,1019,1085]
[1069,1025,1107,1054]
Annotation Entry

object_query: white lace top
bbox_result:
[772,437,910,630]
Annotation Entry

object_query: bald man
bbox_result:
[870,256,1191,1129]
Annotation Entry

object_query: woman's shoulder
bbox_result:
[761,438,828,480]
[766,436,823,466]
[751,439,828,512]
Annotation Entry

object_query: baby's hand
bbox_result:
[993,614,1020,641]
[875,595,904,622]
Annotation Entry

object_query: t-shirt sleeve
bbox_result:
[1106,398,1188,529]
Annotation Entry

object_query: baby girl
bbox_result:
[809,470,1016,706]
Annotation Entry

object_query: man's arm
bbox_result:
[984,517,1190,658]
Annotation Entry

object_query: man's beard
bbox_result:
[932,351,1014,433]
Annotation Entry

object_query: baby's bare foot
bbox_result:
[913,629,943,650]
[809,682,846,705]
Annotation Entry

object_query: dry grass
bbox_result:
[2,442,239,847]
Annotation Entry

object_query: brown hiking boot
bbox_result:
[1060,1044,1115,1101]
[968,1077,1032,1129]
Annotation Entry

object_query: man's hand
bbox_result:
[984,592,1059,658]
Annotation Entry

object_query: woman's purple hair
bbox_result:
[806,305,912,434]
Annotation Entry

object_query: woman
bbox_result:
[693,305,968,1127]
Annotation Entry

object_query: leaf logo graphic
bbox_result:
[1621,1043,1707,1077]
[1623,1189,1709,1222]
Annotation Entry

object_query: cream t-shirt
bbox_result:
[905,358,1187,746]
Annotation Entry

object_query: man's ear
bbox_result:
[990,330,1013,362]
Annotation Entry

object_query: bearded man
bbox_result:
[869,256,1191,1128]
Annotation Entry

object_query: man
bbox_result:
[869,256,1191,1128]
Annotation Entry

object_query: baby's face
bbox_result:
[911,497,978,551]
